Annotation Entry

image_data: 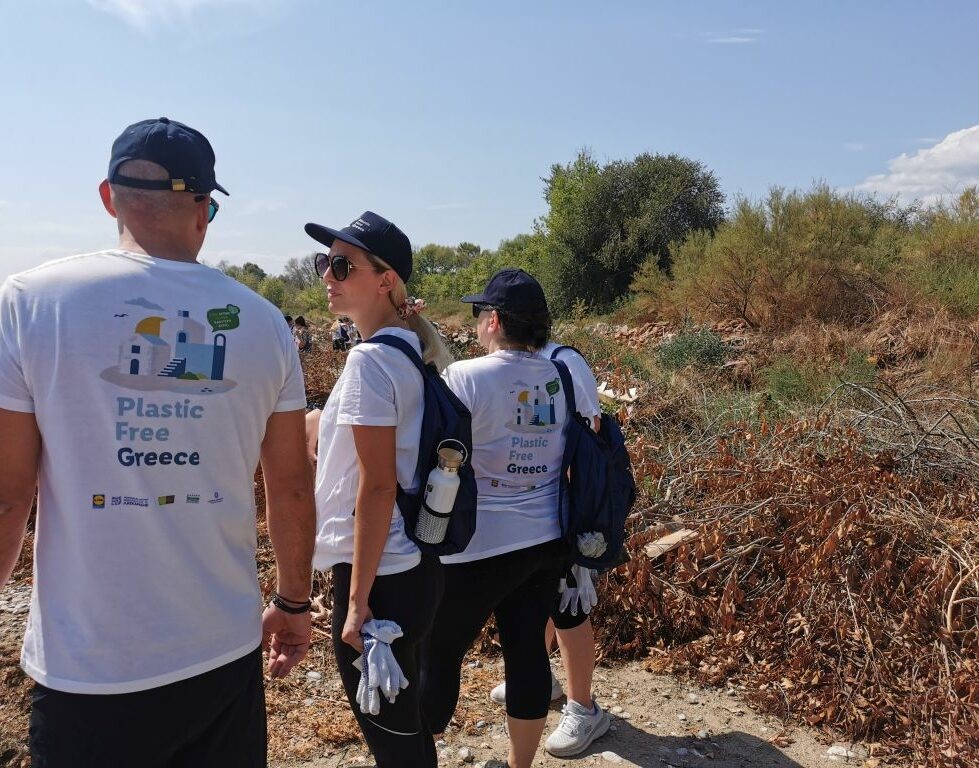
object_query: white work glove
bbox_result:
[558,564,599,616]
[355,619,409,715]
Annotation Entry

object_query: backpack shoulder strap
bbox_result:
[361,333,427,377]
[551,358,577,417]
[549,344,586,362]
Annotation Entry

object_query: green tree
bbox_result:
[282,254,319,290]
[241,262,267,281]
[258,277,288,308]
[540,149,725,314]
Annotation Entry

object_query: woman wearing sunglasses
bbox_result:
[421,269,595,768]
[303,212,452,768]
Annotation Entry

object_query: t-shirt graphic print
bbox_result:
[0,250,306,694]
[440,350,570,564]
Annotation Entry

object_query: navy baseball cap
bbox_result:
[305,212,413,284]
[462,268,548,314]
[108,117,229,195]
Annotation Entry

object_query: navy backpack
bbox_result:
[362,335,478,556]
[550,348,637,571]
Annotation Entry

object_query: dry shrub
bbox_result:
[773,322,862,367]
[590,409,979,767]
[667,187,900,331]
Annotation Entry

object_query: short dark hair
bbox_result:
[294,316,307,327]
[284,314,293,323]
[496,308,551,351]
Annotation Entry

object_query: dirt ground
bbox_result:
[1,581,895,768]
[270,658,887,768]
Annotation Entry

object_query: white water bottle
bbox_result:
[415,441,466,545]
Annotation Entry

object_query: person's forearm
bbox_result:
[0,496,33,590]
[350,483,396,609]
[265,481,315,602]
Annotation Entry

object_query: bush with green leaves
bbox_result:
[657,328,730,370]
[903,188,979,318]
[669,184,911,329]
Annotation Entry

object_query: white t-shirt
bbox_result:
[0,250,307,694]
[540,342,602,423]
[313,327,423,575]
[440,348,592,564]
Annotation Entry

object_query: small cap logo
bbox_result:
[92,494,105,509]
[157,495,176,506]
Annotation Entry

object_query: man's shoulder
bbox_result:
[5,251,114,288]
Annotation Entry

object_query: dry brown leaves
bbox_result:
[590,417,979,768]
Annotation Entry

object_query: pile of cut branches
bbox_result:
[592,387,979,766]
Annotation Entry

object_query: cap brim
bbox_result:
[460,294,487,304]
[212,182,229,196]
[304,222,371,253]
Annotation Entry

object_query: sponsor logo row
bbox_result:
[92,491,223,509]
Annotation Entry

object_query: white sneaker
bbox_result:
[544,697,611,757]
[489,669,563,706]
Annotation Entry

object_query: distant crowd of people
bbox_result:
[284,314,361,353]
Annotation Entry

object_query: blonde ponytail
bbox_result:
[365,253,456,373]
[406,313,455,373]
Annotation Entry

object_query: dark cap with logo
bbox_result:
[305,212,413,284]
[462,268,548,314]
[108,117,229,195]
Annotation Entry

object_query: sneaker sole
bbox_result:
[544,711,612,758]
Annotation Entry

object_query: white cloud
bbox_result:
[708,28,763,44]
[87,0,243,29]
[854,125,979,203]
[708,36,756,44]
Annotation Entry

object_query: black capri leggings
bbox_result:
[421,538,565,727]
[332,555,444,768]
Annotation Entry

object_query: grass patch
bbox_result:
[658,328,730,370]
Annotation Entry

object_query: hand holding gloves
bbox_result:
[355,619,409,715]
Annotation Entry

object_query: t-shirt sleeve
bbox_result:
[0,278,34,413]
[336,350,398,426]
[443,362,477,412]
[558,349,601,421]
[274,316,308,412]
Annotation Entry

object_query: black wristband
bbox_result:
[271,592,312,614]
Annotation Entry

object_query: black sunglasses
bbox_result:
[471,302,495,319]
[314,252,364,281]
[193,195,219,223]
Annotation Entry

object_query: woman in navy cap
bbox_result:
[304,212,452,768]
[421,269,602,768]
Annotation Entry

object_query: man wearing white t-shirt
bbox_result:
[0,118,315,766]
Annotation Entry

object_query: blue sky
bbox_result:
[2,1,978,280]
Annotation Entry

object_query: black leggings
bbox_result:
[421,538,565,726]
[331,556,443,768]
